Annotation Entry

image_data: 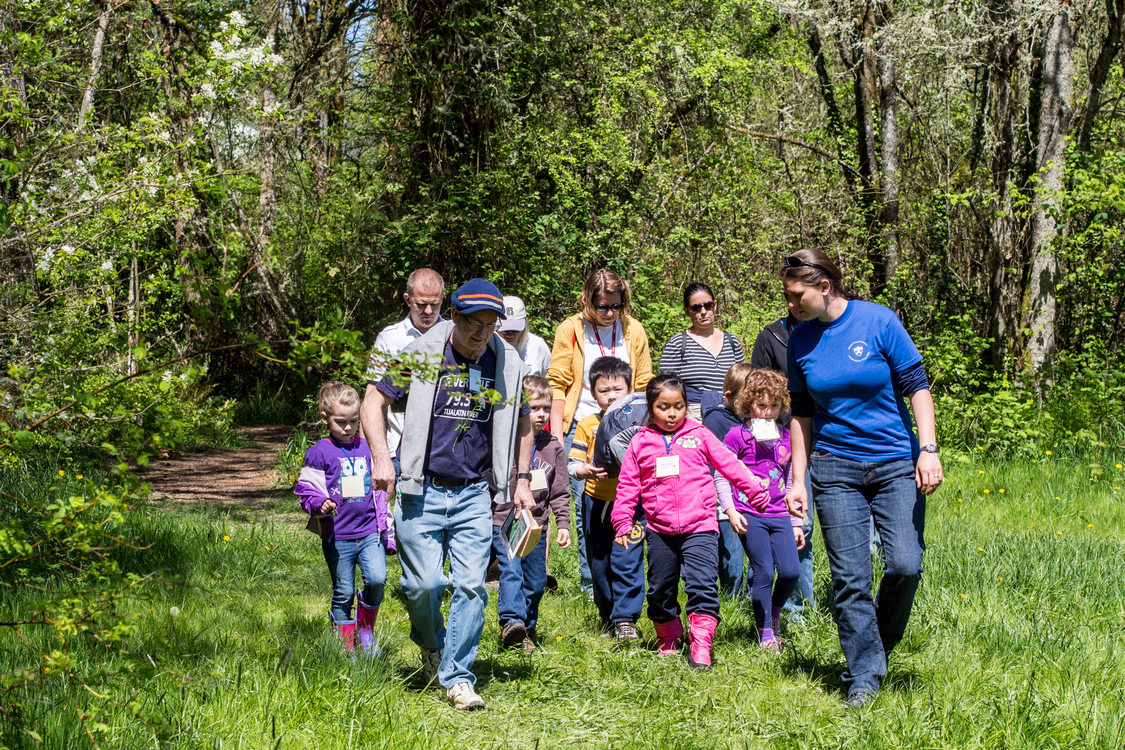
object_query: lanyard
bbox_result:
[342,439,358,472]
[661,433,676,454]
[530,432,544,468]
[593,320,618,358]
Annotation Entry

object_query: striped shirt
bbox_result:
[658,330,745,401]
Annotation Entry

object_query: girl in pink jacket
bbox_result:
[612,373,768,669]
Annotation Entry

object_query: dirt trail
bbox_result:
[140,425,293,506]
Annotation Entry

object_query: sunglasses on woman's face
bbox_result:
[594,303,625,313]
[783,255,832,275]
[689,301,715,313]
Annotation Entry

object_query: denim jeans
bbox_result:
[395,478,492,688]
[718,518,749,598]
[811,451,925,695]
[784,471,815,619]
[322,533,387,621]
[563,421,593,593]
[491,527,548,632]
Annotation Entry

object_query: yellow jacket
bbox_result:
[547,312,654,434]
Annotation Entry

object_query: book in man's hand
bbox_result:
[499,506,542,561]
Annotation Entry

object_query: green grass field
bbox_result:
[3,454,1125,749]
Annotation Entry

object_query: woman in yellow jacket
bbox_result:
[548,268,653,592]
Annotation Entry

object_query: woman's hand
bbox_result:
[784,482,808,520]
[915,451,943,494]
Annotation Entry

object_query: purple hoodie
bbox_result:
[295,436,387,541]
[718,421,797,521]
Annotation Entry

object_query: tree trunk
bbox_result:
[78,2,112,130]
[1077,0,1123,153]
[875,0,900,291]
[1024,7,1073,373]
[257,12,279,253]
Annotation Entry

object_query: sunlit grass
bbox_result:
[3,457,1124,748]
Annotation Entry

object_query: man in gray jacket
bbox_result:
[362,278,535,711]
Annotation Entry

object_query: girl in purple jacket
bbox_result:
[716,369,805,651]
[612,374,768,670]
[295,382,389,654]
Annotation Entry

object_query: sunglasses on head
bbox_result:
[783,255,832,275]
[593,303,625,313]
[689,301,715,313]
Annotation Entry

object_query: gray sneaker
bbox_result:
[846,690,875,709]
[446,681,485,710]
[419,648,443,684]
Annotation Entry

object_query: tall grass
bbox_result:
[2,456,1124,749]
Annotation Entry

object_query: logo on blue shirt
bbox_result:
[847,340,871,362]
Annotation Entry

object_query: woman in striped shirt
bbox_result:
[658,282,746,422]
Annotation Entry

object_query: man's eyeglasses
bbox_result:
[460,316,501,334]
[783,255,831,275]
[689,301,715,313]
[593,303,625,313]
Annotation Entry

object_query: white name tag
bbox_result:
[530,468,549,492]
[340,474,365,498]
[655,455,680,478]
[468,367,482,393]
[750,419,780,442]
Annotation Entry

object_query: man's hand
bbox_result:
[555,528,571,548]
[512,478,535,513]
[784,482,808,520]
[371,452,396,500]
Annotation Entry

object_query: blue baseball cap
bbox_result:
[451,278,506,318]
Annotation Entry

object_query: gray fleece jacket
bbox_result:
[392,320,527,503]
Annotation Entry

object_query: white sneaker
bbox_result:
[446,681,485,710]
[419,648,443,684]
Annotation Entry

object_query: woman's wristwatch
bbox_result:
[920,443,938,454]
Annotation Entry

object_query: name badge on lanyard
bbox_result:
[655,434,680,478]
[530,468,549,492]
[341,474,365,498]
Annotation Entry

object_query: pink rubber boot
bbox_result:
[356,594,381,656]
[330,612,356,652]
[686,612,718,671]
[652,618,684,656]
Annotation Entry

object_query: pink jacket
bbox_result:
[611,419,768,537]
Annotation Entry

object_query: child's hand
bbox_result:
[556,528,571,548]
[793,525,806,550]
[319,498,336,515]
[614,533,629,547]
[725,508,747,534]
[576,462,608,480]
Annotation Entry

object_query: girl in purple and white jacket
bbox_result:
[295,382,390,655]
[715,369,805,651]
[611,374,767,670]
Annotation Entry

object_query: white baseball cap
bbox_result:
[498,295,528,333]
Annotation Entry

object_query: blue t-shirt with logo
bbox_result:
[786,300,921,462]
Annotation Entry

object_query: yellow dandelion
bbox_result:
[977,547,984,552]
[43,667,51,674]
[243,537,249,541]
[57,470,64,476]
[998,576,1004,581]
[998,488,1006,494]
[983,489,991,494]
[976,446,984,451]
[76,474,84,480]
[1045,450,1052,456]
[1055,496,1061,500]
[265,545,270,551]
[556,635,563,642]
[960,594,967,599]
[223,535,230,541]
[1117,464,1123,469]
[957,498,963,503]
[1057,531,1063,536]
[249,520,255,524]
[978,470,985,475]
[1088,524,1094,528]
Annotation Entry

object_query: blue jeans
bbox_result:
[784,472,815,618]
[395,479,492,688]
[812,451,925,695]
[564,421,593,593]
[718,518,748,598]
[491,528,548,632]
[322,533,387,621]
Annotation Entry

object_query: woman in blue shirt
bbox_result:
[781,248,942,707]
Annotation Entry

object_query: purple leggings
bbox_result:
[741,514,800,632]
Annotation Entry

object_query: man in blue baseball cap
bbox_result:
[362,278,535,710]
